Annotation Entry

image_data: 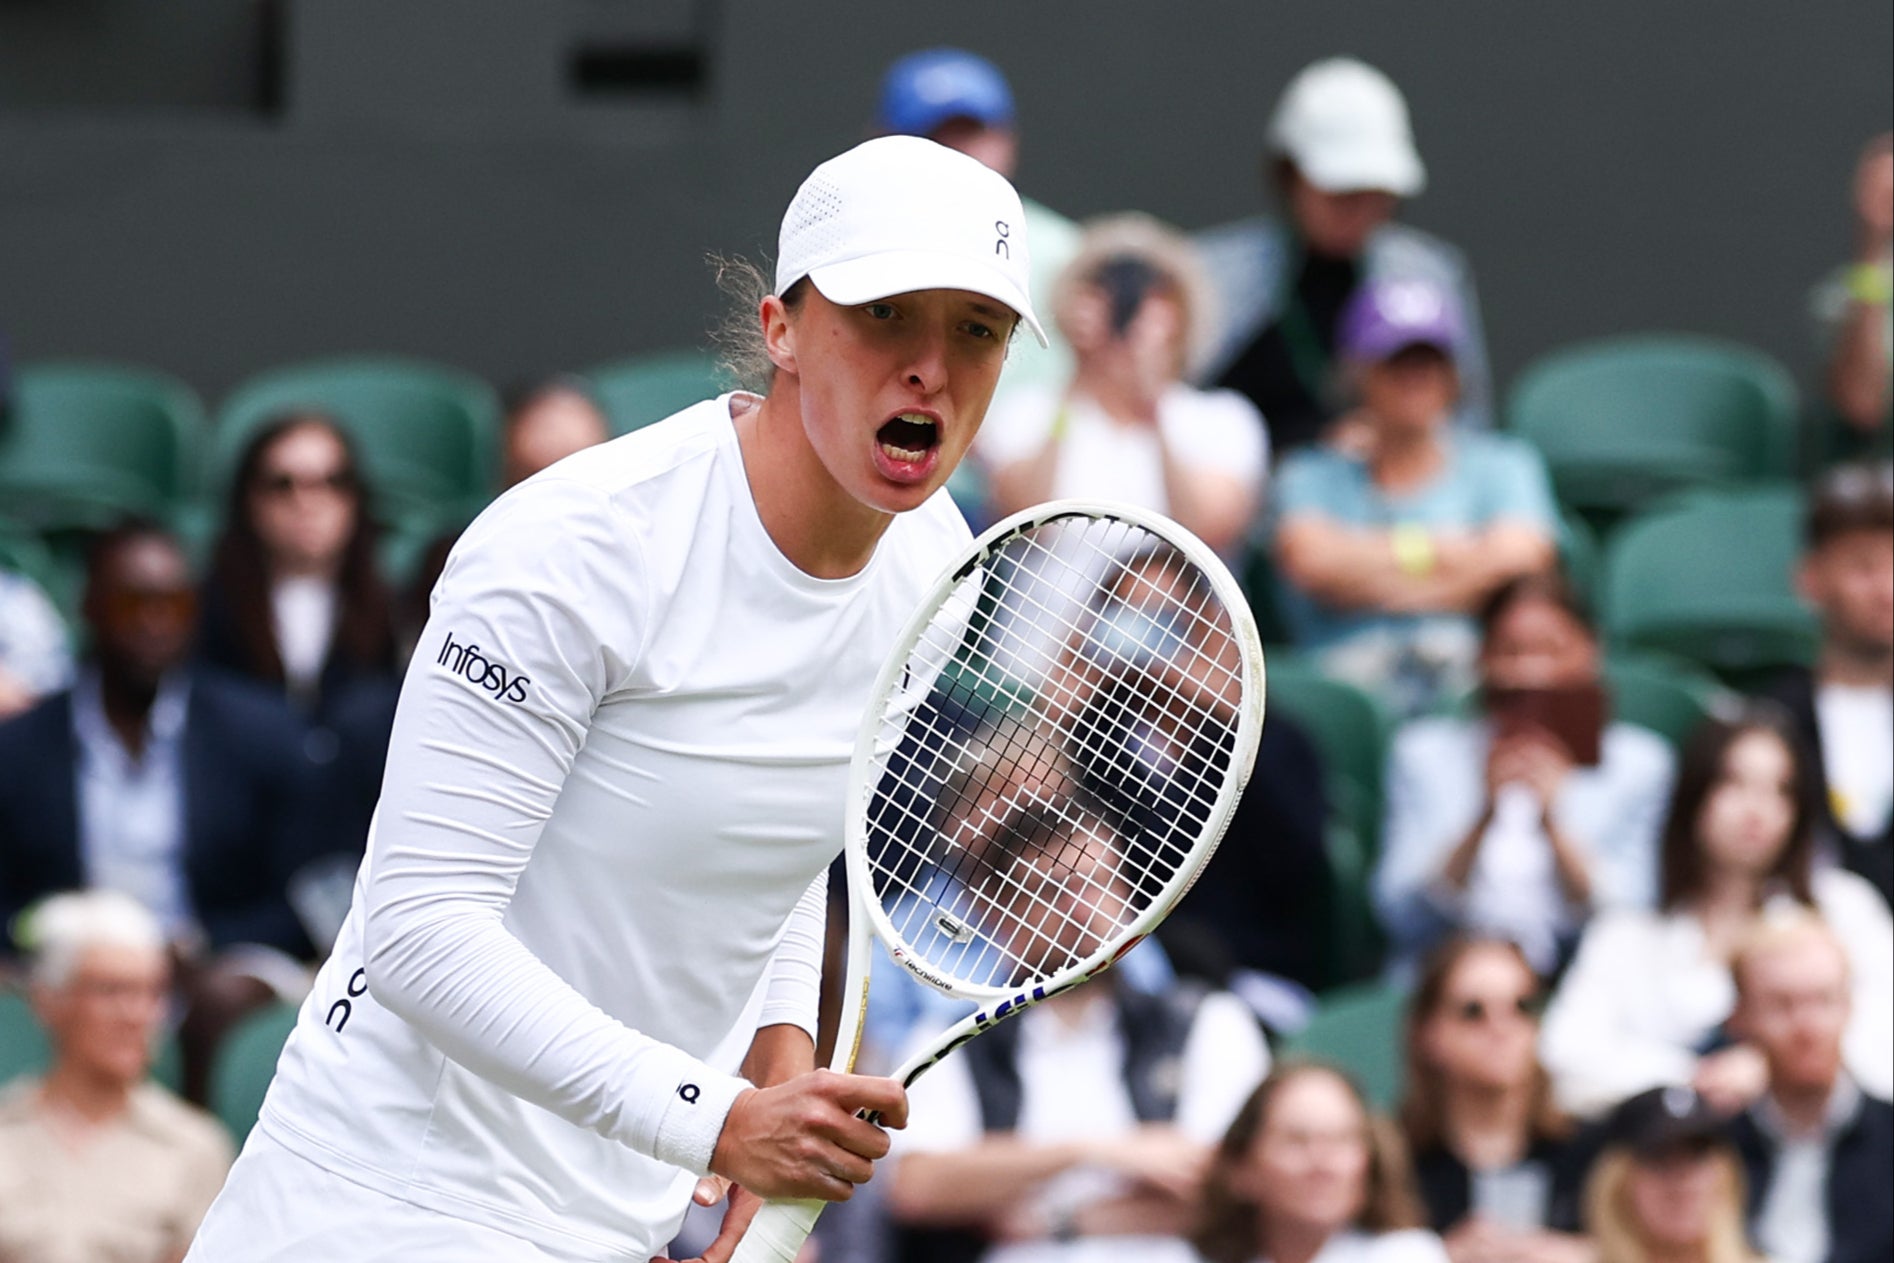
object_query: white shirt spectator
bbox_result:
[1375,716,1675,976]
[975,382,1268,523]
[1281,1229,1455,1263]
[1815,683,1894,840]
[894,988,1269,1263]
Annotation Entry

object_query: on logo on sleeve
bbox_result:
[437,630,531,703]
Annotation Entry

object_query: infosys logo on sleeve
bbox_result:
[437,630,531,703]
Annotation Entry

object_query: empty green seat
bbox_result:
[1603,651,1740,750]
[208,1001,299,1144]
[586,350,729,437]
[1602,486,1817,683]
[0,362,208,530]
[1508,336,1799,527]
[216,356,501,530]
[1265,657,1395,850]
[1281,980,1409,1109]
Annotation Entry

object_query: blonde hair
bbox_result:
[20,890,165,990]
[1731,908,1851,1000]
[1585,1149,1758,1263]
[1051,212,1221,378]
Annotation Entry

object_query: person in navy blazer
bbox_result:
[0,522,328,1098]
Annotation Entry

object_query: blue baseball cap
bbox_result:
[1338,276,1463,363]
[877,48,1015,138]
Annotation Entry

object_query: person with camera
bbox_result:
[1373,573,1676,978]
[975,211,1266,557]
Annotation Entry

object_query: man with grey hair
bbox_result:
[0,889,232,1262]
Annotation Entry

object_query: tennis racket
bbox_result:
[727,499,1266,1263]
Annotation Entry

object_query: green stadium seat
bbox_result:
[1239,543,1294,648]
[1603,650,1739,750]
[207,1000,298,1144]
[0,991,48,1087]
[0,361,209,531]
[1281,980,1409,1109]
[585,350,730,437]
[1557,509,1602,607]
[1602,486,1818,685]
[1508,335,1799,530]
[0,987,183,1092]
[215,356,501,531]
[1265,656,1395,850]
[0,519,59,591]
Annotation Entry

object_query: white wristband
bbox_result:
[649,1061,750,1176]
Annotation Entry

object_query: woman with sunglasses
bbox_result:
[198,412,399,723]
[186,136,1045,1263]
[1399,938,1591,1263]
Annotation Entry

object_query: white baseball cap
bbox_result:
[1267,57,1426,197]
[774,135,1048,346]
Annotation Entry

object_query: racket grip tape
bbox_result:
[727,1196,825,1263]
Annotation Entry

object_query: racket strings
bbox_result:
[864,515,1246,993]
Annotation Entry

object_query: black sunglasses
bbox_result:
[1451,993,1542,1023]
[256,468,356,497]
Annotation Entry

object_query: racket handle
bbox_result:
[728,1197,825,1263]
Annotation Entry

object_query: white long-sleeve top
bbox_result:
[1540,867,1894,1117]
[249,397,971,1260]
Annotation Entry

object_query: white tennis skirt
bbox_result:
[184,1127,578,1262]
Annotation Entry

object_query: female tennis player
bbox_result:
[184,134,1046,1263]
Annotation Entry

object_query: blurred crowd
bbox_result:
[0,43,1890,1263]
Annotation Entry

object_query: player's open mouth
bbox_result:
[876,412,940,464]
[871,412,943,486]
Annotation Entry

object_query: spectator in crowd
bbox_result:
[1271,277,1558,716]
[876,47,1081,404]
[977,213,1267,557]
[1192,1063,1445,1263]
[1539,705,1894,1118]
[1400,938,1591,1260]
[0,522,326,1100]
[1376,573,1675,976]
[0,566,72,721]
[1584,1086,1761,1263]
[1813,134,1892,445]
[1157,704,1333,1002]
[1197,57,1492,455]
[1764,461,1893,906]
[404,375,614,641]
[197,412,399,723]
[885,810,1271,1263]
[1727,914,1892,1263]
[498,375,611,491]
[0,890,232,1263]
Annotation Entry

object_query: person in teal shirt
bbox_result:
[1271,276,1558,716]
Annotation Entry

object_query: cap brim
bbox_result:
[1297,145,1427,197]
[1350,333,1457,364]
[806,251,1049,348]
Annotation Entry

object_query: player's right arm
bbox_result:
[359,477,894,1198]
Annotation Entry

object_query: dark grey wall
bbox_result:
[2,1,1889,410]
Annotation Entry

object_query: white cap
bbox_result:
[774,135,1048,346]
[1267,57,1426,197]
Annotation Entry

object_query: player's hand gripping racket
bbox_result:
[728,500,1265,1263]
